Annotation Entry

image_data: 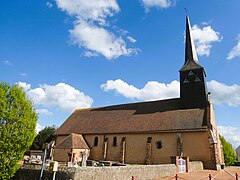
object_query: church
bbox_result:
[53,16,224,170]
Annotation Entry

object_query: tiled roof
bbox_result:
[55,133,89,149]
[54,98,207,136]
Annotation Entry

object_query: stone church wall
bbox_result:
[54,131,214,168]
[83,131,211,165]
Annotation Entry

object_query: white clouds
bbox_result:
[17,82,93,112]
[36,123,44,133]
[101,79,141,99]
[141,0,171,9]
[101,79,180,101]
[83,51,99,58]
[56,0,136,59]
[70,20,136,59]
[36,109,53,116]
[101,79,240,107]
[1,60,13,66]
[191,25,222,56]
[56,0,120,24]
[28,87,46,105]
[218,126,240,149]
[227,34,240,61]
[46,2,53,9]
[17,82,31,91]
[127,36,137,43]
[208,80,240,107]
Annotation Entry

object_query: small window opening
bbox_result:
[94,137,98,146]
[113,137,117,146]
[156,141,162,149]
[147,137,152,143]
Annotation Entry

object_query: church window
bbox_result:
[147,137,152,143]
[156,141,162,149]
[94,136,98,146]
[113,137,117,146]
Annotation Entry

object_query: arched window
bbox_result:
[94,136,98,146]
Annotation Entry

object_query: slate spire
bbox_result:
[179,16,208,108]
[185,16,198,64]
[180,16,203,71]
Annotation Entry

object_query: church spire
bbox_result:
[179,16,208,109]
[185,16,198,64]
[180,16,202,71]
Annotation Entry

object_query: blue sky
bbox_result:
[1,0,240,148]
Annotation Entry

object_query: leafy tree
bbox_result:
[31,126,56,150]
[220,136,237,166]
[0,82,38,179]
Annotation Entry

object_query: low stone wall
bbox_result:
[12,165,75,180]
[74,165,176,180]
[13,162,202,180]
[188,161,204,172]
[13,164,176,180]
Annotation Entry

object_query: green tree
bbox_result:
[0,82,38,179]
[220,136,237,166]
[31,126,56,150]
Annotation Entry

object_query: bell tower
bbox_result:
[180,16,208,108]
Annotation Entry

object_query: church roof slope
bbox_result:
[55,98,207,136]
[55,133,89,149]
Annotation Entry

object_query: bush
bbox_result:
[220,136,237,166]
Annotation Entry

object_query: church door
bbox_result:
[178,157,186,173]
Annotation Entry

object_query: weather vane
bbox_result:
[184,8,188,16]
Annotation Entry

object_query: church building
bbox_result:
[53,16,224,170]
